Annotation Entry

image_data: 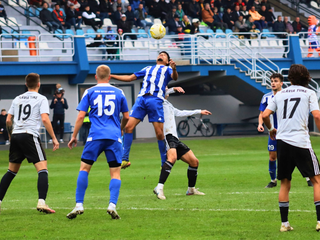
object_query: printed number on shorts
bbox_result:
[94,94,116,116]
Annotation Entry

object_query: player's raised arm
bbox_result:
[257,111,265,132]
[68,110,86,149]
[169,60,178,80]
[110,74,137,82]
[41,113,59,151]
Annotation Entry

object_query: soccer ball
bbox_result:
[150,24,166,40]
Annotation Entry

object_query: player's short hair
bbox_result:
[288,64,311,87]
[25,73,40,89]
[96,65,111,80]
[159,51,170,66]
[270,73,284,82]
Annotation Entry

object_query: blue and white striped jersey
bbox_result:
[134,65,173,100]
[259,91,278,129]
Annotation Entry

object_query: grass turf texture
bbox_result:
[1,136,320,239]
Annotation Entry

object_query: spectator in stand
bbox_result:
[203,3,224,31]
[222,7,234,29]
[235,0,246,8]
[86,34,106,59]
[258,4,274,28]
[246,16,256,31]
[165,13,182,34]
[29,0,43,7]
[166,5,177,22]
[188,0,200,20]
[113,5,123,24]
[159,0,170,22]
[235,15,249,33]
[67,0,81,10]
[190,18,201,34]
[112,0,128,13]
[213,7,228,30]
[292,17,307,34]
[0,1,7,22]
[49,88,68,144]
[198,0,205,13]
[248,5,265,31]
[240,5,249,20]
[149,0,161,19]
[214,0,223,12]
[134,3,152,29]
[82,5,102,31]
[225,0,234,10]
[66,3,82,30]
[125,5,136,26]
[0,109,9,145]
[252,0,261,12]
[100,0,112,22]
[104,26,117,60]
[273,15,288,58]
[52,4,72,31]
[40,2,60,32]
[176,3,185,21]
[284,16,293,34]
[117,14,137,39]
[78,0,88,12]
[261,0,272,11]
[168,0,178,11]
[232,5,243,23]
[181,14,192,33]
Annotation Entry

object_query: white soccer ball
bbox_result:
[150,24,166,40]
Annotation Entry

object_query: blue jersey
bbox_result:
[77,83,129,142]
[259,92,278,129]
[135,65,173,100]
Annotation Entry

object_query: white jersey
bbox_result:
[8,91,50,137]
[267,85,319,148]
[163,99,201,139]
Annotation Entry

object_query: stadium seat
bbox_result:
[311,1,320,9]
[39,42,50,49]
[8,0,19,6]
[1,29,12,38]
[60,8,66,16]
[0,17,6,26]
[86,29,96,38]
[97,29,106,37]
[260,40,269,47]
[299,39,307,47]
[64,122,74,140]
[206,29,214,36]
[103,18,116,27]
[25,8,34,17]
[216,29,226,38]
[131,28,136,33]
[250,40,259,47]
[76,29,85,35]
[54,29,64,38]
[19,0,29,8]
[35,8,42,17]
[153,18,162,25]
[145,18,153,23]
[199,28,204,33]
[137,29,148,38]
[8,17,22,26]
[21,30,32,38]
[262,29,276,38]
[135,40,144,48]
[230,40,240,48]
[16,41,27,49]
[47,7,53,12]
[65,29,74,38]
[225,29,233,35]
[269,40,278,47]
[124,41,134,48]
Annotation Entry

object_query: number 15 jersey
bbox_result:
[267,85,319,148]
[8,91,50,138]
[77,83,129,142]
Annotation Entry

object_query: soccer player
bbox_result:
[66,65,129,220]
[110,51,178,169]
[257,73,283,188]
[0,73,59,214]
[262,64,320,232]
[153,87,211,200]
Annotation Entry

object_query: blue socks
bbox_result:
[76,171,89,203]
[269,160,277,181]
[158,139,167,166]
[109,179,121,205]
[123,133,133,161]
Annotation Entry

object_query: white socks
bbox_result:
[282,221,290,227]
[76,203,83,208]
[38,199,45,205]
[157,183,164,190]
[108,202,116,210]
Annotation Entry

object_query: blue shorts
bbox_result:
[268,136,277,152]
[309,41,320,49]
[81,139,122,164]
[130,95,164,123]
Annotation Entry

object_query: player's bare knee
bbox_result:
[190,158,199,168]
[155,132,164,140]
[125,125,134,133]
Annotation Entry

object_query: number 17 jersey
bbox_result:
[267,85,319,148]
[77,83,129,142]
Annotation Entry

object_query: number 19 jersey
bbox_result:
[77,83,129,142]
[8,91,50,137]
[267,85,319,148]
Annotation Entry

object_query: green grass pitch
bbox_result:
[1,136,320,239]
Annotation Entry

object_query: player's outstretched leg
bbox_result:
[122,133,133,169]
[107,178,121,219]
[67,170,88,219]
[154,160,174,200]
[0,169,17,210]
[36,169,55,214]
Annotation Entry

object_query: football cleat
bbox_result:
[37,203,55,214]
[265,181,277,188]
[121,160,131,169]
[307,180,313,187]
[316,222,320,232]
[107,206,120,219]
[186,188,205,196]
[66,206,84,219]
[153,187,166,200]
[280,223,293,232]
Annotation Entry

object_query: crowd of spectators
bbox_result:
[33,0,308,37]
